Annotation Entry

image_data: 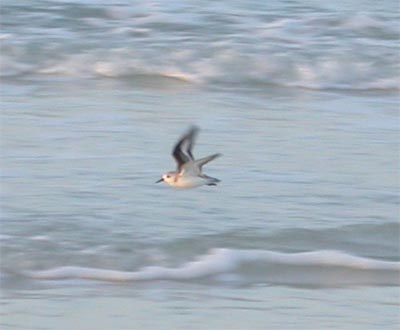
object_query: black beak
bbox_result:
[155,178,164,183]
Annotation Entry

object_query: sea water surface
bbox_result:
[1,0,399,329]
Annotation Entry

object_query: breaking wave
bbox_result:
[22,249,400,288]
[1,1,399,92]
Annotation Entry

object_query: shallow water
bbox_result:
[1,0,399,329]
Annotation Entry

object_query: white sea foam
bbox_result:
[26,249,400,287]
[0,234,13,241]
[1,1,398,92]
[29,235,50,241]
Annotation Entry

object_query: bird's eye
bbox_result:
[166,175,170,178]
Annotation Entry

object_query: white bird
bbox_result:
[156,126,221,188]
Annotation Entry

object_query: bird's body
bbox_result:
[156,126,221,189]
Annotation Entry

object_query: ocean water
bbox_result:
[1,0,399,329]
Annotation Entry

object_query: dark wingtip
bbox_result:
[187,125,200,136]
[189,124,200,131]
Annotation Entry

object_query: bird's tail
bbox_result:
[201,174,221,186]
[194,153,221,169]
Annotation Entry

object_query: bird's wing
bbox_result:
[172,126,199,171]
[194,153,221,170]
[179,160,201,176]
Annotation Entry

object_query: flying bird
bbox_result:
[156,126,221,188]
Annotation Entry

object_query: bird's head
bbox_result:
[155,172,176,185]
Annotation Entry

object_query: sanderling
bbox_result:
[156,126,221,188]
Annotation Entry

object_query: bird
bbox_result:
[156,126,221,188]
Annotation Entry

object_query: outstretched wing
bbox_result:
[180,153,221,177]
[172,126,199,171]
[194,153,221,170]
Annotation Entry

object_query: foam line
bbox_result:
[26,249,400,283]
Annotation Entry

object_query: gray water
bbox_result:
[1,0,399,329]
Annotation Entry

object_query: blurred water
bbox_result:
[2,0,399,90]
[1,0,399,329]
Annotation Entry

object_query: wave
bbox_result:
[162,222,400,261]
[2,50,399,93]
[22,249,400,288]
[1,2,399,92]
